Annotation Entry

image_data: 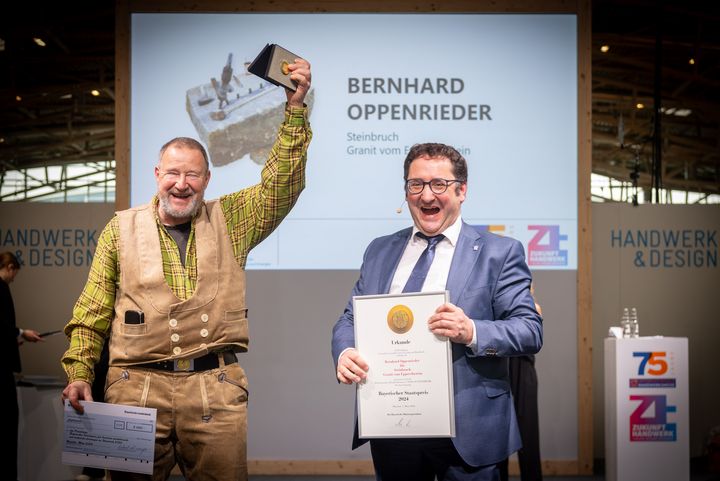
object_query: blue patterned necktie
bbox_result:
[402,233,445,293]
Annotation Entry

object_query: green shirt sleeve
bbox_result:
[61,216,118,384]
[220,104,312,267]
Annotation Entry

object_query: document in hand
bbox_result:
[39,329,62,337]
[353,291,455,438]
[62,400,157,475]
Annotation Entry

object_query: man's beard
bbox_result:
[158,190,202,222]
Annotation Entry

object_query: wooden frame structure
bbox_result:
[115,0,592,475]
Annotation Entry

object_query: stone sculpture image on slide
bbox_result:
[186,52,314,166]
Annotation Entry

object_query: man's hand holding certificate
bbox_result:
[62,400,157,474]
[352,291,455,438]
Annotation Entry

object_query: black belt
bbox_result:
[138,351,237,372]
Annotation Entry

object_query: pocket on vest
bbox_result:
[119,322,148,335]
[223,309,249,344]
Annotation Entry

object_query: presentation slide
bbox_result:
[131,13,577,269]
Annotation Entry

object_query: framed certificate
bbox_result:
[353,291,455,438]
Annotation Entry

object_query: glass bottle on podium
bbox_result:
[621,307,631,338]
[629,307,639,338]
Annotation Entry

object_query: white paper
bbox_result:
[354,291,455,438]
[62,400,156,474]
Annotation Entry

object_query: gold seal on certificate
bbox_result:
[387,305,414,334]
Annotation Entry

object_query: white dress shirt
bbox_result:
[389,217,478,350]
[389,217,461,294]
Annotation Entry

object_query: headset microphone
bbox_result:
[396,200,406,214]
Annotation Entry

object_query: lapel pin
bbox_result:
[473,245,479,251]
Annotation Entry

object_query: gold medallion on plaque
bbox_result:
[387,305,414,334]
[280,61,290,75]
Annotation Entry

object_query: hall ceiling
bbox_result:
[592,0,720,198]
[1,1,718,199]
[0,3,115,176]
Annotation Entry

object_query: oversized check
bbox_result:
[354,291,455,438]
[62,400,156,474]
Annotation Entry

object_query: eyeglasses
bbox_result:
[159,170,205,183]
[405,178,463,195]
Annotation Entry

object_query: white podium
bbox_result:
[604,337,689,481]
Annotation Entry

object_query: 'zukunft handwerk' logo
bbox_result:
[629,395,677,442]
[527,225,568,267]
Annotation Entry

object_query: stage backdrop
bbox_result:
[592,203,720,458]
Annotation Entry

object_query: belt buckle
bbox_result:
[174,359,194,372]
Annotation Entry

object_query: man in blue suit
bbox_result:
[331,143,543,481]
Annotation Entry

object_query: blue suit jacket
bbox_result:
[331,222,543,467]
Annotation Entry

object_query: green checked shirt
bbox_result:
[61,105,311,384]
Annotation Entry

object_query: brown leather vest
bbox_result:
[110,200,248,366]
